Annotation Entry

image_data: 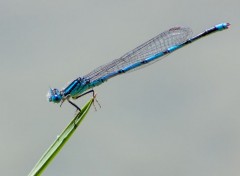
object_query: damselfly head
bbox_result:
[47,88,62,103]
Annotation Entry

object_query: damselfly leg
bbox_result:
[67,98,81,112]
[65,90,101,111]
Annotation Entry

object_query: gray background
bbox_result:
[1,0,239,175]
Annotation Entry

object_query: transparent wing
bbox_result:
[84,26,192,81]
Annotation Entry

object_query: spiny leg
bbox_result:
[74,90,101,110]
[74,90,95,99]
[94,96,101,109]
[67,98,81,112]
[66,98,81,127]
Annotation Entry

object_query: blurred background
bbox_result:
[0,0,239,175]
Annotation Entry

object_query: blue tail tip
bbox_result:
[216,22,230,30]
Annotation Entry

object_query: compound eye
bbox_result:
[54,95,59,101]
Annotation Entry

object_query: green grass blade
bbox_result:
[28,98,94,176]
